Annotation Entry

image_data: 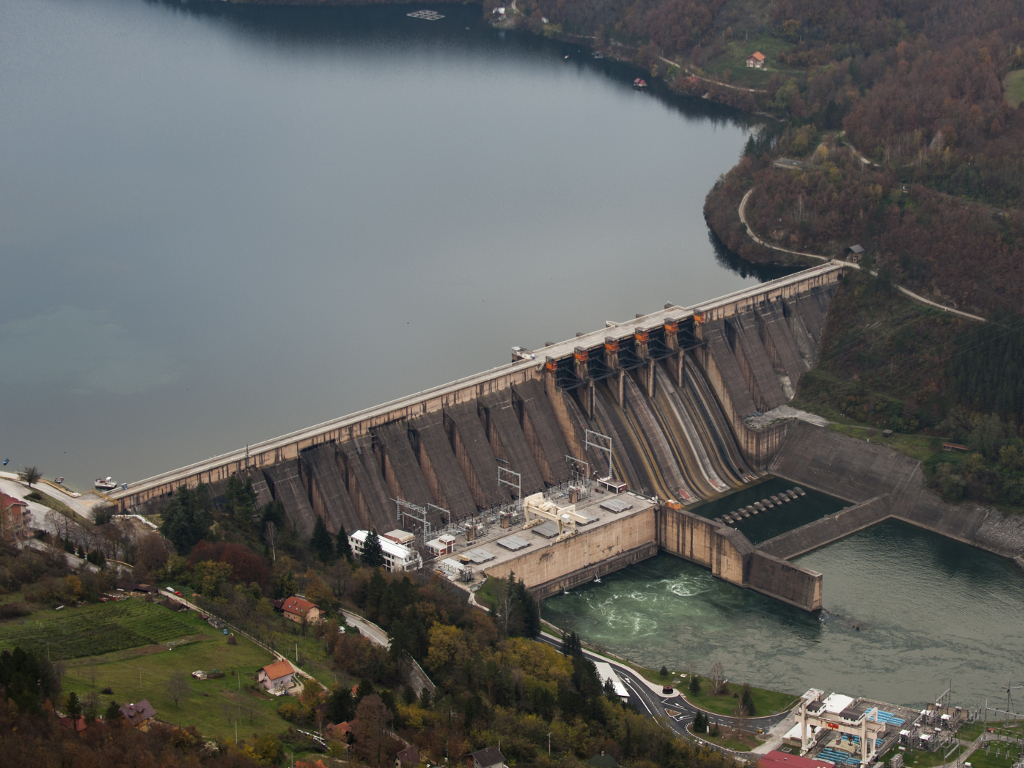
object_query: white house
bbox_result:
[349,530,422,572]
[258,660,297,693]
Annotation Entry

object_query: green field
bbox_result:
[699,34,794,88]
[0,598,303,742]
[54,604,295,741]
[0,599,200,659]
[1004,70,1024,108]
[967,741,1023,768]
[684,681,799,717]
[877,746,950,768]
[688,724,759,751]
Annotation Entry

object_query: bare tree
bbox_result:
[264,521,278,562]
[165,670,192,708]
[709,661,725,695]
[18,466,41,489]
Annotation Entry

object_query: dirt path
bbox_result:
[658,56,767,93]
[738,188,986,323]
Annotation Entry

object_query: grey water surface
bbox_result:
[542,519,1024,708]
[0,0,777,488]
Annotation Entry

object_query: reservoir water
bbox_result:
[0,0,776,489]
[542,519,1024,708]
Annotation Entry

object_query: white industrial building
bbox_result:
[349,530,422,572]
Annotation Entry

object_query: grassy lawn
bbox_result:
[58,605,291,742]
[968,742,1023,768]
[825,423,946,462]
[878,747,950,768]
[684,681,799,716]
[1004,69,1024,108]
[689,724,760,751]
[0,598,201,659]
[699,34,794,88]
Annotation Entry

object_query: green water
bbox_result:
[691,477,847,545]
[542,519,1024,708]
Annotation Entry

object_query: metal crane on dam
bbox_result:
[522,491,589,541]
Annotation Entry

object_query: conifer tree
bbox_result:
[361,529,385,568]
[336,524,352,561]
[311,516,335,563]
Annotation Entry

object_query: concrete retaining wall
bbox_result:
[485,508,658,591]
[766,422,1024,564]
[528,542,660,601]
[747,551,822,611]
[757,496,891,560]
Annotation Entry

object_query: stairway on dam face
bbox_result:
[755,301,808,391]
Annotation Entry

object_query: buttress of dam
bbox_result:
[115,268,840,558]
[162,283,834,542]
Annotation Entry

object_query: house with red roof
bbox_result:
[257,659,297,693]
[0,493,28,542]
[746,51,767,69]
[281,596,321,625]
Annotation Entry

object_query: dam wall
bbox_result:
[484,507,658,599]
[657,505,822,610]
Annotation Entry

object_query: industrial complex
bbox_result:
[111,263,1024,612]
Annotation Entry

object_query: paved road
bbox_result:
[537,632,791,752]
[738,188,986,323]
[0,470,105,520]
[340,609,435,695]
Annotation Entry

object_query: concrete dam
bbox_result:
[114,265,844,611]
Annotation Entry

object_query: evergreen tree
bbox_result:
[325,686,354,723]
[310,516,335,563]
[273,568,297,599]
[361,529,385,568]
[160,484,214,555]
[0,648,60,714]
[104,699,121,724]
[514,577,541,638]
[260,500,287,535]
[336,525,352,561]
[65,691,83,719]
[689,674,701,695]
[741,683,756,716]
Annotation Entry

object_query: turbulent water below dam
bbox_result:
[542,518,1024,708]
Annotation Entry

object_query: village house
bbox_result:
[257,659,297,693]
[468,747,508,768]
[0,493,28,542]
[59,715,88,735]
[119,700,156,730]
[746,51,766,68]
[281,596,321,625]
[395,744,419,767]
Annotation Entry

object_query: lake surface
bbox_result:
[542,519,1024,708]
[0,0,778,489]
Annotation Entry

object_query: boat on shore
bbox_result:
[633,78,648,89]
[94,477,117,491]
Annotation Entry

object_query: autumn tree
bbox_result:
[165,670,192,708]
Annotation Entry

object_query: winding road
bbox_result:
[737,188,986,323]
[537,632,793,756]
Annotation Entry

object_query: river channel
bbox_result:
[542,518,1024,708]
[0,0,783,489]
